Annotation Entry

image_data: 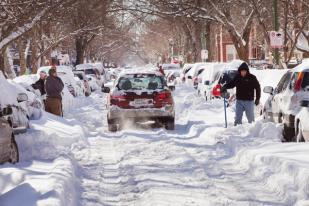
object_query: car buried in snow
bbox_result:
[263,62,309,141]
[0,106,19,164]
[102,69,175,132]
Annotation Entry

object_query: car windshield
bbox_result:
[85,69,96,75]
[117,74,165,90]
[219,70,238,85]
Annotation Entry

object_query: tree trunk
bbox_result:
[31,27,40,74]
[76,37,86,65]
[192,20,203,62]
[4,46,16,79]
[17,39,27,75]
[205,22,212,61]
[0,50,5,75]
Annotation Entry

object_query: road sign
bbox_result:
[269,31,283,48]
[201,49,208,60]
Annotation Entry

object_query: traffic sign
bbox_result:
[270,31,283,48]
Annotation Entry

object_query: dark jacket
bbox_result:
[45,76,64,100]
[32,78,46,95]
[225,71,261,101]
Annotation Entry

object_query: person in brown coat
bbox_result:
[45,68,64,116]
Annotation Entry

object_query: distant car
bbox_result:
[0,106,19,164]
[102,69,175,132]
[162,64,181,72]
[76,64,103,88]
[263,63,309,141]
[185,63,210,87]
[166,70,181,91]
[180,64,193,83]
[295,99,309,142]
[73,71,91,96]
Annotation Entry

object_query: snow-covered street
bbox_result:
[3,84,309,205]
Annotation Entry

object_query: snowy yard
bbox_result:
[1,84,309,206]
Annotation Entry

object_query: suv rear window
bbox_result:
[117,74,165,90]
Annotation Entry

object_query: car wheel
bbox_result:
[9,135,19,164]
[164,118,175,130]
[296,122,305,142]
[283,124,295,142]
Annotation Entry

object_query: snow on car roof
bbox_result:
[0,71,19,107]
[293,61,309,72]
[119,68,163,77]
[75,63,95,70]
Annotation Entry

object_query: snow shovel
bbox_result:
[221,91,230,128]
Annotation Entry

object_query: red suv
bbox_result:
[102,70,175,132]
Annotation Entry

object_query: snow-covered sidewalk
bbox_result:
[2,84,309,205]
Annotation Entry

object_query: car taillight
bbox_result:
[110,95,130,108]
[212,84,221,97]
[294,72,304,92]
[154,91,173,107]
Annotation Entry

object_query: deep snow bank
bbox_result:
[16,112,86,161]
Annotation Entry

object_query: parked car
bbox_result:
[197,63,227,100]
[181,64,193,82]
[102,69,175,132]
[0,106,19,164]
[295,99,309,142]
[166,70,181,91]
[263,63,309,140]
[185,63,210,87]
[76,64,103,89]
[73,71,91,96]
[0,72,29,134]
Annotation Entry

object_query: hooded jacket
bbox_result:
[224,62,261,101]
[45,75,64,100]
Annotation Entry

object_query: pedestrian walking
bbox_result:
[221,62,261,126]
[45,67,64,116]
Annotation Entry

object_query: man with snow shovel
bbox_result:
[221,62,261,126]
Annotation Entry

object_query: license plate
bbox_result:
[133,99,153,106]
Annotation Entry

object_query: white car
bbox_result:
[197,63,227,100]
[295,98,309,142]
[263,62,309,141]
[76,64,103,88]
[185,63,211,87]
[0,72,29,134]
[181,64,193,82]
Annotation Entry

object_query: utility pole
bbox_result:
[273,0,280,66]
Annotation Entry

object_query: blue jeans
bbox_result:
[235,100,254,125]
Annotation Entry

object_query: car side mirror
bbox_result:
[0,106,13,117]
[101,86,110,93]
[204,81,210,85]
[17,93,28,102]
[300,100,309,107]
[263,86,274,94]
[188,76,192,80]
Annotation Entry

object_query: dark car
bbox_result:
[0,106,19,164]
[102,69,175,132]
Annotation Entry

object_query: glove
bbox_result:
[255,99,260,106]
[220,86,227,94]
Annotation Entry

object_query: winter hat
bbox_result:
[49,68,57,76]
[238,62,249,72]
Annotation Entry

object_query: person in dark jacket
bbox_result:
[45,68,64,116]
[221,62,261,126]
[32,71,47,95]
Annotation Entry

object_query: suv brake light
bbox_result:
[294,72,304,92]
[154,91,173,107]
[212,84,221,97]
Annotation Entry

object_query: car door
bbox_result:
[0,118,12,161]
[271,71,292,122]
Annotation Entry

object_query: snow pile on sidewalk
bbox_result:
[0,157,79,206]
[16,112,87,161]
